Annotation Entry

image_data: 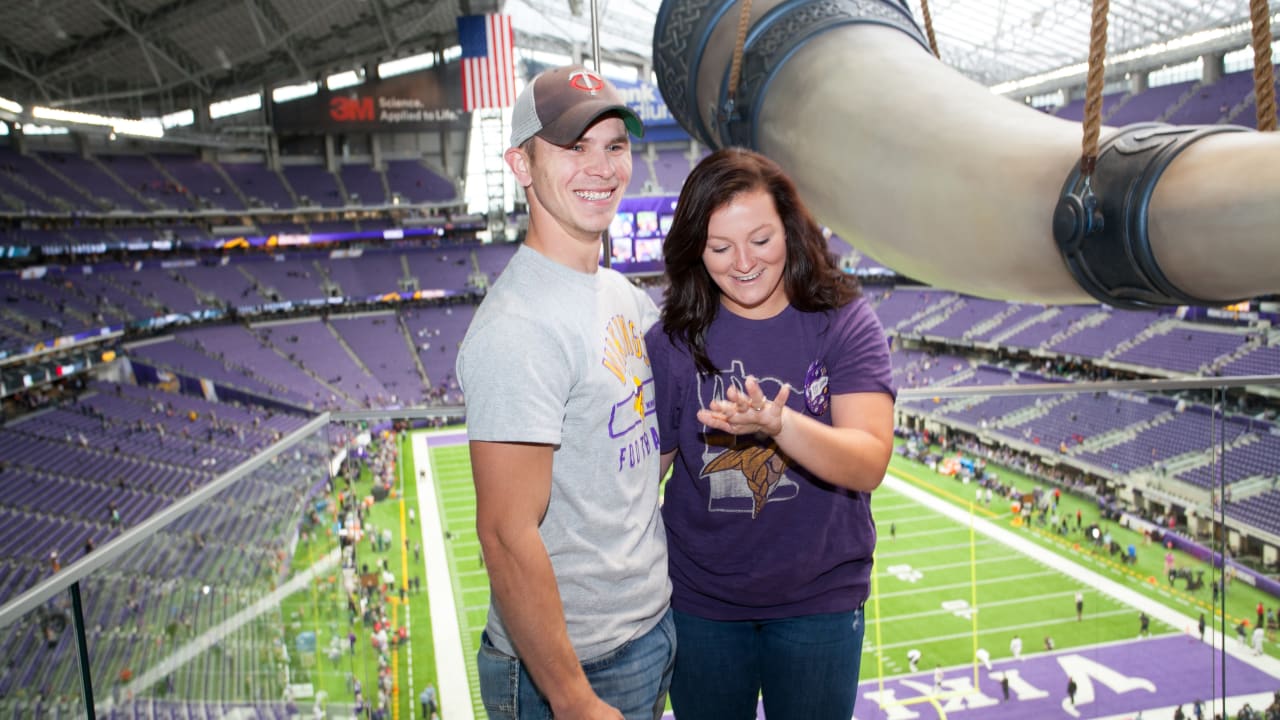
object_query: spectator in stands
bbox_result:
[646,148,894,719]
[457,64,673,720]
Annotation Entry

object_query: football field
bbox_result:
[415,431,1280,719]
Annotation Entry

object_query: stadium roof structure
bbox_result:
[0,0,1266,118]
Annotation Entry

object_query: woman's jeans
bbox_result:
[669,607,866,720]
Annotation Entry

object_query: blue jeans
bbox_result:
[669,607,866,720]
[477,609,675,720]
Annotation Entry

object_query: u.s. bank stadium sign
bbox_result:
[272,65,471,134]
[611,79,677,127]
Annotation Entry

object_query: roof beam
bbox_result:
[370,0,400,57]
[377,0,456,48]
[242,0,311,79]
[243,0,270,46]
[0,45,55,103]
[40,0,217,84]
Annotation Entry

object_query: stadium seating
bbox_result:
[1105,80,1195,126]
[219,162,295,209]
[280,164,344,208]
[383,159,457,203]
[328,313,426,406]
[652,148,692,194]
[338,163,386,206]
[1110,326,1248,374]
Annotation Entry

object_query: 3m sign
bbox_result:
[329,97,374,123]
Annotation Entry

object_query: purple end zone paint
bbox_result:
[850,635,1278,719]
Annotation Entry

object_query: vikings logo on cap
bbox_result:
[568,69,606,94]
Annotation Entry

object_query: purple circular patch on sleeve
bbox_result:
[804,359,829,415]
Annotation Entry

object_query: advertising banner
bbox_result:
[272,66,471,134]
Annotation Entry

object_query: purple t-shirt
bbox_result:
[646,298,895,620]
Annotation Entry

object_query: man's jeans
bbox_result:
[669,607,866,720]
[477,609,675,720]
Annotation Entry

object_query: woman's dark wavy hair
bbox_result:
[660,147,861,374]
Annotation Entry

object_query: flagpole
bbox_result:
[589,0,612,268]
[588,0,602,73]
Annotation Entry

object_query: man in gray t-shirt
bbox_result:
[457,64,673,720]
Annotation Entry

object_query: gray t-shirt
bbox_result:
[457,243,670,661]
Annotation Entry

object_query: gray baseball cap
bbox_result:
[509,65,644,148]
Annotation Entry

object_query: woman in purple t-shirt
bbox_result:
[645,148,895,719]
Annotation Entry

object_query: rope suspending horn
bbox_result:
[1074,0,1110,235]
[1249,0,1276,131]
[720,0,754,142]
[919,0,940,58]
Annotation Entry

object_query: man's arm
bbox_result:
[470,440,623,720]
[659,450,676,483]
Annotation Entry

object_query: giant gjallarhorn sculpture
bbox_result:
[653,0,1279,309]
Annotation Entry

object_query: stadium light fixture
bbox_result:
[273,82,319,103]
[326,70,362,90]
[20,125,69,135]
[209,92,262,119]
[0,96,21,114]
[378,53,436,79]
[31,105,164,138]
[162,108,194,128]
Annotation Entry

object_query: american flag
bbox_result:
[458,14,516,111]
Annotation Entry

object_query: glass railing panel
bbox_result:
[69,414,337,718]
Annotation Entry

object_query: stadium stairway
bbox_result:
[1102,319,1171,362]
[397,314,434,391]
[29,152,105,212]
[90,156,152,211]
[989,307,1059,346]
[268,335,354,408]
[210,161,256,209]
[1157,81,1205,122]
[1100,89,1135,123]
[323,318,375,380]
